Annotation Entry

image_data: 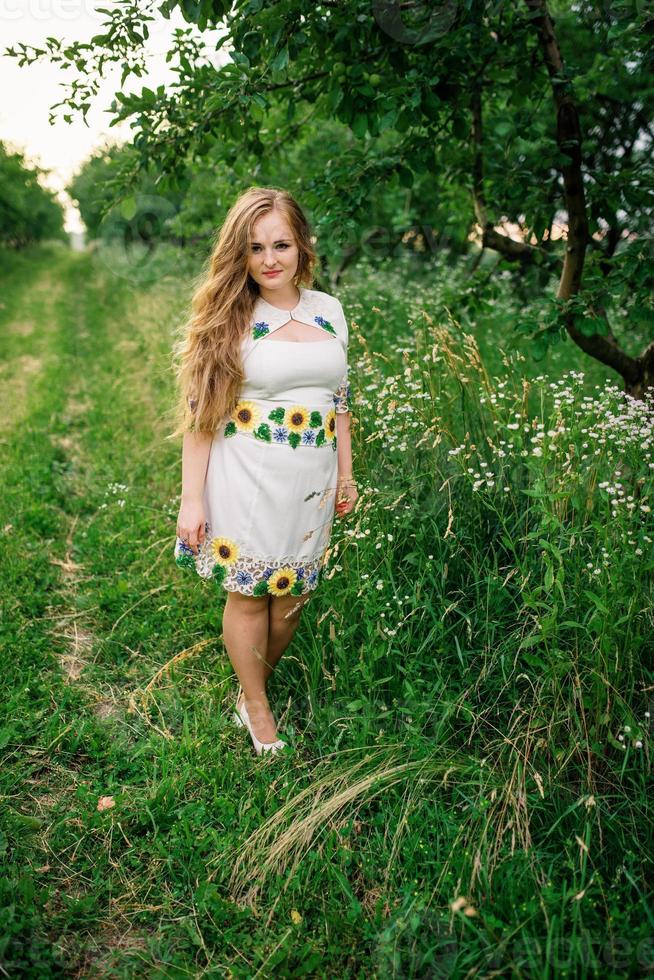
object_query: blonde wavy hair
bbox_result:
[167,186,317,439]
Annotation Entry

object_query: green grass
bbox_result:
[0,242,652,978]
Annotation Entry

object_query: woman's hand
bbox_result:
[335,476,358,518]
[177,497,206,554]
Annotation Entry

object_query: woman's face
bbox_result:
[247,211,299,294]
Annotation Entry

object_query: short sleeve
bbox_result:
[332,299,352,414]
[333,375,352,414]
[185,392,199,431]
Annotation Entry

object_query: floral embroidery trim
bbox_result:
[333,380,352,413]
[253,321,270,339]
[224,401,337,450]
[230,400,261,432]
[251,315,337,340]
[313,315,337,335]
[175,531,322,596]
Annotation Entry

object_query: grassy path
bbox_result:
[0,245,393,977]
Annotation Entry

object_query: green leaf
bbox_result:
[583,590,610,615]
[538,539,562,561]
[11,812,44,831]
[120,195,136,220]
[397,166,413,188]
[352,113,368,138]
[518,634,542,651]
[175,553,196,572]
[378,108,399,131]
[271,46,288,72]
[254,423,271,442]
[451,113,468,140]
[494,119,513,137]
[395,109,413,133]
[575,315,600,337]
[531,333,549,361]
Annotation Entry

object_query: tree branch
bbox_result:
[525,0,642,390]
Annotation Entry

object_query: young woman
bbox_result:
[171,187,357,756]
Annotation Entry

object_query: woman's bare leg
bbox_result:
[222,590,279,743]
[264,592,310,685]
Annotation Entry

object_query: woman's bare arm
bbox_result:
[336,411,353,480]
[178,430,213,552]
[335,411,357,517]
[182,429,213,502]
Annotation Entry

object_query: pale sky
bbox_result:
[0,0,226,232]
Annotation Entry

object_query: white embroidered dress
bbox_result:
[174,286,352,597]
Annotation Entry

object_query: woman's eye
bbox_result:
[251,243,290,252]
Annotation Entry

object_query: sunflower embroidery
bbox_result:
[211,537,239,564]
[314,315,337,336]
[224,401,335,447]
[285,405,310,432]
[324,408,337,441]
[232,400,260,432]
[267,566,298,596]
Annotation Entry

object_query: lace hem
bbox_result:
[174,532,324,596]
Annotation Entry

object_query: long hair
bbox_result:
[167,186,317,439]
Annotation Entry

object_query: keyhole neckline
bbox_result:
[256,285,304,314]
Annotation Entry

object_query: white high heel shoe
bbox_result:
[233,697,287,756]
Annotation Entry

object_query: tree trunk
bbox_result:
[525,0,651,400]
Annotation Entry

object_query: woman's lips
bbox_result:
[263,270,281,277]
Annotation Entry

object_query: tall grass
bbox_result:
[227,262,654,973]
